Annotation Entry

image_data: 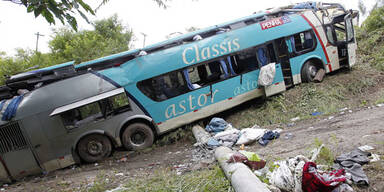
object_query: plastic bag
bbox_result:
[258,62,276,86]
[268,161,295,191]
[236,128,266,145]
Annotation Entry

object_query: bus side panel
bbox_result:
[264,64,286,96]
[157,86,265,133]
[20,115,58,171]
[289,40,327,83]
[99,15,312,84]
[302,11,334,72]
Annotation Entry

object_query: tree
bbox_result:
[358,0,384,16]
[0,15,133,85]
[3,0,169,30]
[49,14,133,63]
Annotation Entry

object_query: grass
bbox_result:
[312,138,335,167]
[121,166,231,192]
[223,68,378,128]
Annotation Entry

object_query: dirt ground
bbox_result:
[4,103,383,191]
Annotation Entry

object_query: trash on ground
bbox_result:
[311,112,323,116]
[314,68,325,82]
[205,117,232,133]
[370,154,380,162]
[339,107,348,111]
[284,133,294,140]
[334,148,370,186]
[194,117,281,149]
[290,117,300,121]
[226,150,266,170]
[358,145,374,152]
[105,185,128,192]
[302,162,347,192]
[236,128,266,145]
[207,138,221,147]
[258,130,280,146]
[376,103,384,107]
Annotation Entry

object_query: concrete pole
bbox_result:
[214,146,271,192]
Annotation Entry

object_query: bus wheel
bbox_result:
[301,61,318,82]
[77,134,112,163]
[122,123,154,151]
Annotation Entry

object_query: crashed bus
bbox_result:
[0,2,358,182]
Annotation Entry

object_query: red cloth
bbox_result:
[302,162,346,192]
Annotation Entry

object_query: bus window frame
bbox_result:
[59,93,132,131]
[290,30,317,56]
[324,17,355,47]
[136,44,275,102]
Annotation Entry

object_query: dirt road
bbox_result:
[5,105,384,191]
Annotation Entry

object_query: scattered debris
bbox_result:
[339,107,348,111]
[205,117,232,133]
[311,112,323,116]
[258,130,280,146]
[290,117,300,122]
[284,133,294,140]
[358,145,374,152]
[302,162,347,192]
[236,128,266,145]
[376,103,384,107]
[115,173,124,176]
[287,122,295,127]
[370,154,380,162]
[328,116,334,120]
[334,148,370,186]
[313,68,325,82]
[105,185,128,192]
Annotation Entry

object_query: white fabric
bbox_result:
[267,161,295,191]
[258,62,276,86]
[235,128,267,145]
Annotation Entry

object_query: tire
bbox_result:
[77,134,112,163]
[301,61,318,83]
[121,123,154,151]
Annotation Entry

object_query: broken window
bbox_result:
[292,31,315,52]
[183,59,230,89]
[137,71,188,102]
[232,47,259,73]
[325,25,336,44]
[61,102,103,130]
[61,93,131,130]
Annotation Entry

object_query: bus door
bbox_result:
[275,37,293,88]
[345,13,357,67]
[258,43,286,97]
[328,13,356,68]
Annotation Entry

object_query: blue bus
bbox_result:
[0,2,358,182]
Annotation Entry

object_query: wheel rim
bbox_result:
[87,141,103,156]
[131,131,146,145]
[308,65,317,78]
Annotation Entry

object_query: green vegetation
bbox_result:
[0,15,132,85]
[225,72,377,128]
[122,167,231,192]
[5,0,169,30]
[312,138,335,167]
[357,6,384,71]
